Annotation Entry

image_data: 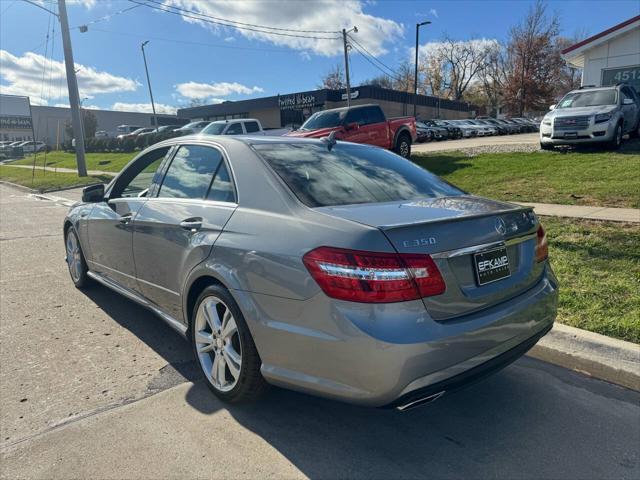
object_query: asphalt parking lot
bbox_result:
[0,182,639,479]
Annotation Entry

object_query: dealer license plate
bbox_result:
[474,247,511,285]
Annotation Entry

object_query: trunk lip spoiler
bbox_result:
[431,231,536,259]
[376,205,533,230]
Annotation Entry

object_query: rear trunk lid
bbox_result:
[316,196,544,320]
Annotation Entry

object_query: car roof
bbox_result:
[567,85,619,94]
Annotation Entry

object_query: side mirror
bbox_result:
[623,98,634,105]
[345,122,359,131]
[549,104,556,110]
[82,183,105,203]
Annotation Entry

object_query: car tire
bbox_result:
[540,142,554,151]
[630,120,640,139]
[65,227,90,288]
[191,284,268,403]
[395,133,411,158]
[608,123,623,150]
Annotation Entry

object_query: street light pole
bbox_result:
[141,41,158,127]
[342,26,358,107]
[413,21,431,118]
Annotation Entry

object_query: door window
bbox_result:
[226,123,243,135]
[116,147,170,198]
[345,108,367,126]
[157,145,222,199]
[207,162,236,203]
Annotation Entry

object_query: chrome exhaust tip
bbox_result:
[396,391,445,411]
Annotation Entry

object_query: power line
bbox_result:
[70,3,145,30]
[348,41,403,83]
[142,0,340,35]
[89,27,296,54]
[348,34,399,78]
[128,0,341,41]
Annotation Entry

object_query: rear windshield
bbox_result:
[300,110,346,130]
[253,143,463,207]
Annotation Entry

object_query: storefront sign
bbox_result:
[0,116,33,130]
[602,65,640,93]
[278,93,317,110]
[341,90,360,100]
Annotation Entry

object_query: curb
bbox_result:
[528,323,640,391]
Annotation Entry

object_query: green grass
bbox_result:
[544,217,640,343]
[412,150,640,208]
[0,165,110,192]
[9,151,135,173]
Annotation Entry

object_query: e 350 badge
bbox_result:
[402,237,437,248]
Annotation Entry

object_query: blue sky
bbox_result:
[1,0,638,113]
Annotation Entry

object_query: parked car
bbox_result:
[415,123,434,143]
[510,118,538,133]
[174,121,211,136]
[18,141,48,153]
[476,118,510,135]
[540,84,640,150]
[431,120,462,139]
[200,118,290,137]
[117,127,155,140]
[465,120,498,136]
[116,125,144,137]
[137,125,183,139]
[501,119,527,134]
[95,130,110,139]
[287,104,417,158]
[493,119,522,134]
[64,135,557,409]
[444,120,478,138]
[417,120,449,140]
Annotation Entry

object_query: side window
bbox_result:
[244,121,260,133]
[118,147,170,198]
[226,123,243,135]
[622,88,636,103]
[345,108,366,126]
[207,162,236,203]
[366,106,385,125]
[157,145,222,199]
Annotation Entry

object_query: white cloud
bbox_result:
[0,50,138,106]
[429,8,438,18]
[162,0,403,56]
[34,0,96,8]
[224,36,236,42]
[111,102,178,114]
[175,81,263,100]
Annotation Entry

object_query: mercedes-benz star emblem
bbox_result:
[495,218,507,236]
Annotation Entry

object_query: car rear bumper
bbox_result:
[236,267,558,407]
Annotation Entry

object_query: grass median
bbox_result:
[412,150,640,208]
[10,151,135,173]
[0,165,110,192]
[543,217,639,343]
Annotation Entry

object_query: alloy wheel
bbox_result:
[65,231,82,283]
[194,295,242,392]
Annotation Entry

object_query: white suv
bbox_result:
[540,84,640,150]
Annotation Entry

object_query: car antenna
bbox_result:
[322,131,337,151]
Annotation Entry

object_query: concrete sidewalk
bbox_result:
[519,202,640,223]
[1,163,117,177]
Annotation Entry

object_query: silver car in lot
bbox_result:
[64,136,558,410]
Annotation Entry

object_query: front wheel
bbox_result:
[395,133,411,158]
[608,123,623,150]
[191,285,268,403]
[540,142,554,151]
[65,227,90,288]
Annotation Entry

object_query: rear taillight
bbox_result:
[535,225,548,263]
[302,246,445,303]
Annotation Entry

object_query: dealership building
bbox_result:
[0,94,187,145]
[562,15,640,93]
[177,85,475,129]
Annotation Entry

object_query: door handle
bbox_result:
[180,217,203,231]
[118,213,133,224]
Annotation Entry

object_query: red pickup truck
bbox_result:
[286,104,417,158]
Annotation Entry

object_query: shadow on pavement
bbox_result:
[82,283,640,480]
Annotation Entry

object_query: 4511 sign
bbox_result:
[602,65,640,93]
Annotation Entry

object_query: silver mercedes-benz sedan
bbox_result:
[64,135,558,410]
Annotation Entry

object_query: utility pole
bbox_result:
[413,21,431,118]
[141,41,158,127]
[342,27,357,107]
[57,0,87,177]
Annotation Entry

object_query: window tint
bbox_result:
[244,121,260,133]
[207,162,236,202]
[119,147,170,198]
[365,106,385,124]
[254,143,463,207]
[226,123,243,135]
[345,108,366,126]
[158,145,221,199]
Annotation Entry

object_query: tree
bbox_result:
[555,33,586,97]
[392,60,415,93]
[365,75,394,89]
[319,64,346,90]
[477,41,509,117]
[504,0,563,115]
[64,109,98,140]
